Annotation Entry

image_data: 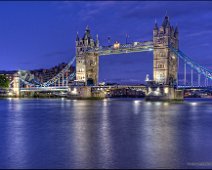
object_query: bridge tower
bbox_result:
[153,15,179,86]
[76,26,99,86]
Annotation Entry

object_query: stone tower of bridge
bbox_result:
[76,26,99,86]
[153,15,179,86]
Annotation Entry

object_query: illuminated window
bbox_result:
[158,64,164,68]
[90,60,93,65]
[157,73,165,81]
[159,73,165,80]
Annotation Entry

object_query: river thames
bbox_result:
[0,98,212,169]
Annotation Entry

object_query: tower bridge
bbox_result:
[10,15,212,100]
[75,16,179,87]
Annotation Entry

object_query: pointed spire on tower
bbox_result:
[175,25,178,33]
[96,34,99,47]
[162,11,170,28]
[174,23,179,37]
[154,19,158,30]
[86,25,90,31]
[166,20,170,28]
[83,25,91,40]
[76,32,79,41]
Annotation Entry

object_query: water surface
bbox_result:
[0,98,212,169]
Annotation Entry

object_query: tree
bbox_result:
[0,75,10,88]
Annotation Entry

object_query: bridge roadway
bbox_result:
[20,86,70,92]
[19,85,147,93]
[178,86,212,91]
[91,85,147,91]
[19,85,212,93]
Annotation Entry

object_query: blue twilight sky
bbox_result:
[0,1,212,84]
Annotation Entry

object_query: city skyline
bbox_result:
[0,1,212,83]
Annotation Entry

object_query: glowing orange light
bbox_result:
[114,41,120,49]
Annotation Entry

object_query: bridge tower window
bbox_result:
[158,64,164,68]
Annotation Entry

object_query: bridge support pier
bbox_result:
[68,86,107,99]
[145,80,183,101]
[146,84,184,101]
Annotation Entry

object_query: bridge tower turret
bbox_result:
[153,15,179,86]
[76,26,99,86]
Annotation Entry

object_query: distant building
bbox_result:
[0,70,18,82]
[30,62,75,86]
[0,62,75,87]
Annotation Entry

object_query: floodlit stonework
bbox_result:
[76,26,99,85]
[153,16,179,86]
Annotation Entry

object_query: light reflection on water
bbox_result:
[0,98,212,168]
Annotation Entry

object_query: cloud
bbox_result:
[120,2,212,20]
[56,1,118,21]
[186,30,212,37]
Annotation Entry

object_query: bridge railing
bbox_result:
[20,86,70,92]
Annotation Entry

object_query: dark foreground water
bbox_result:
[0,98,212,169]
